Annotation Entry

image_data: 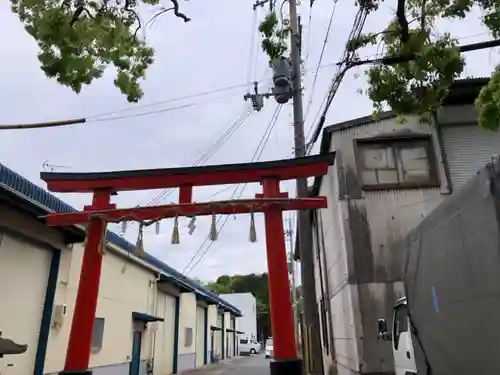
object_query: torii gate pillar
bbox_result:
[258,178,302,375]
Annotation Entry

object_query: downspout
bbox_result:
[203,307,208,365]
[433,111,453,194]
[34,248,61,375]
[312,211,328,355]
[173,296,180,374]
[220,310,225,360]
[149,274,161,375]
[318,211,337,365]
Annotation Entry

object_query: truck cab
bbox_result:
[378,297,417,375]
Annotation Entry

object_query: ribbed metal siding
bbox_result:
[442,125,500,190]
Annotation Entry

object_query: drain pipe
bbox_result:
[149,273,162,375]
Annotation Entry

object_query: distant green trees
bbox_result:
[204,273,271,339]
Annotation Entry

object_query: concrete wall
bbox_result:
[313,116,450,374]
[219,293,256,340]
[195,305,206,367]
[223,312,232,358]
[152,292,176,375]
[177,293,197,372]
[207,305,218,361]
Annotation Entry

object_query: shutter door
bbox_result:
[442,125,500,190]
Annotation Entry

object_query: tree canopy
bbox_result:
[205,273,270,314]
[203,272,302,340]
[11,0,190,102]
[258,0,500,130]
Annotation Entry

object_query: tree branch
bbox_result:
[396,0,410,43]
[146,7,174,29]
[170,0,191,22]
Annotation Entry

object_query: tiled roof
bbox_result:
[0,163,241,316]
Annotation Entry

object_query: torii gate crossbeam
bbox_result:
[41,153,335,375]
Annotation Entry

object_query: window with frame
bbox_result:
[357,137,437,189]
[91,317,105,353]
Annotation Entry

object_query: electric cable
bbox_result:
[109,106,253,235]
[0,31,490,131]
[305,7,369,152]
[145,107,253,206]
[183,104,283,275]
[303,0,339,122]
[305,37,500,153]
[247,8,258,85]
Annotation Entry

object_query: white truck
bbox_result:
[377,160,500,375]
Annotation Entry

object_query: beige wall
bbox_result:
[44,242,163,373]
[0,232,52,375]
[0,203,69,375]
[207,305,217,357]
[177,293,197,356]
[195,305,205,367]
[0,198,238,375]
[153,292,176,375]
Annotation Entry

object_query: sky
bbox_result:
[0,0,497,282]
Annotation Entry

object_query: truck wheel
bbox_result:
[250,348,256,354]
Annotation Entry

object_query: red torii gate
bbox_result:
[40,153,335,375]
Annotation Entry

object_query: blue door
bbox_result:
[130,330,142,375]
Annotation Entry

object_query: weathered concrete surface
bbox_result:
[180,355,269,375]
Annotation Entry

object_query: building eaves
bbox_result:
[0,163,86,243]
[310,76,490,199]
[0,163,241,317]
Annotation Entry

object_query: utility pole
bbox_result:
[245,0,323,373]
[285,216,299,355]
[288,0,324,373]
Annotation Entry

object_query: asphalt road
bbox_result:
[182,355,270,375]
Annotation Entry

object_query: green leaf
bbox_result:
[11,0,179,102]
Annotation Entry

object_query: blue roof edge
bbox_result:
[0,163,241,317]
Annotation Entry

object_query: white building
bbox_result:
[219,293,257,341]
[0,163,241,375]
[302,78,500,375]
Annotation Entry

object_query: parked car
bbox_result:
[264,337,274,359]
[239,338,260,355]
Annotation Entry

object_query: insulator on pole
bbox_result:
[155,221,160,235]
[121,221,128,234]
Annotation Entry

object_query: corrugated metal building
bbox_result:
[0,164,241,375]
[307,78,500,375]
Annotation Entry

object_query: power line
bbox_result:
[306,38,500,152]
[87,83,258,120]
[145,107,253,206]
[109,105,254,235]
[305,6,370,150]
[303,0,339,122]
[116,109,250,229]
[183,105,281,274]
[183,104,283,275]
[247,8,259,85]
